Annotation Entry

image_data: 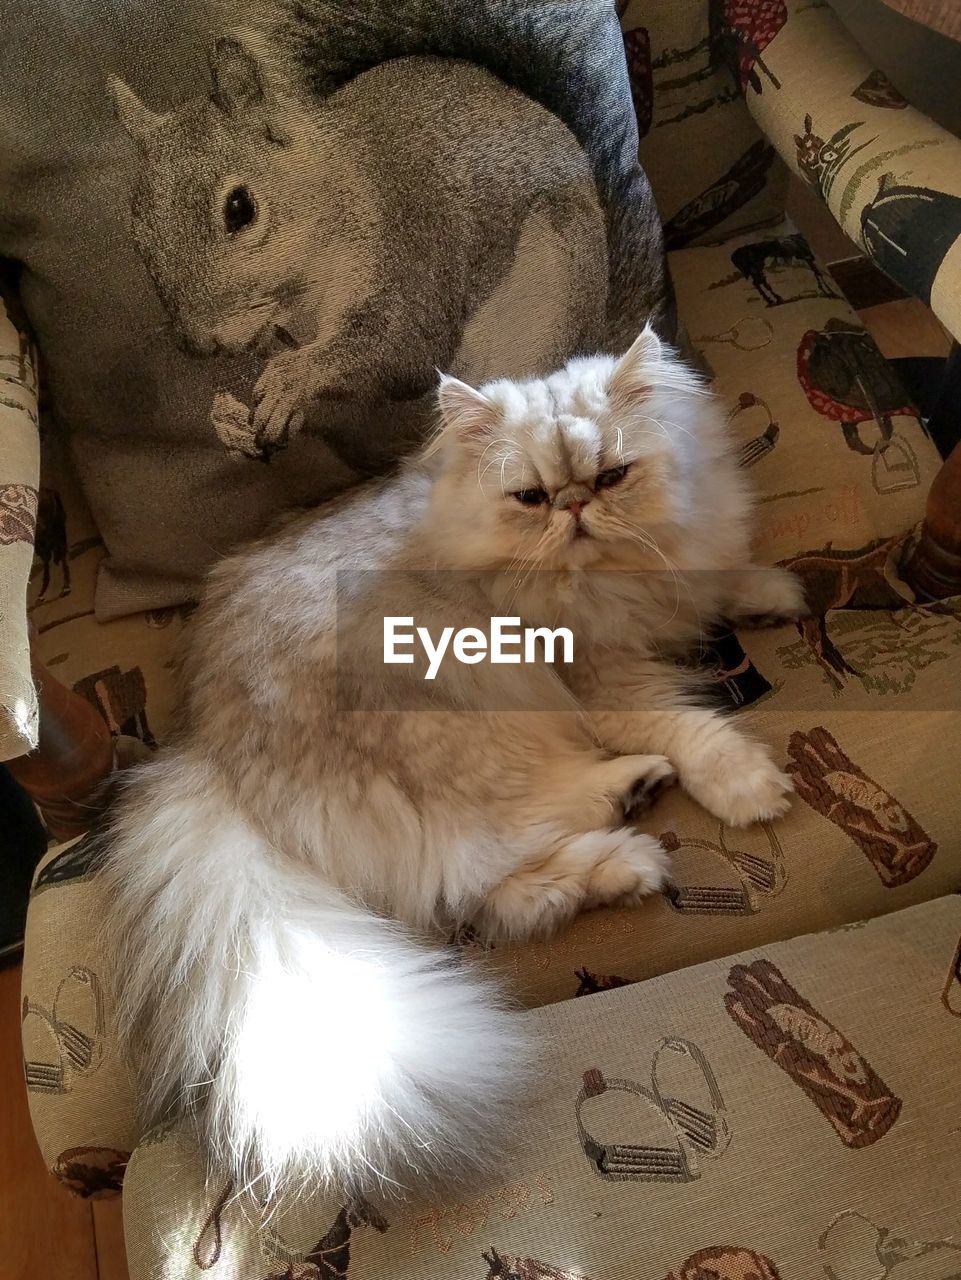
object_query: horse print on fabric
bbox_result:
[730,234,838,306]
[777,535,907,688]
[108,39,608,467]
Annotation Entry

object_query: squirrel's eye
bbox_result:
[512,487,549,507]
[596,464,630,489]
[223,185,257,235]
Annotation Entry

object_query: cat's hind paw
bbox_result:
[475,829,670,942]
[584,831,671,908]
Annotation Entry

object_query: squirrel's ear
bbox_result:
[436,374,498,446]
[210,38,264,115]
[107,75,164,144]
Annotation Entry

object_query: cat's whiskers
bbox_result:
[635,410,696,444]
[602,514,694,636]
[501,525,559,606]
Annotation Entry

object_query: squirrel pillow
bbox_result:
[0,0,671,617]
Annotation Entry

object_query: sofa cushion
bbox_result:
[1,0,668,619]
[116,895,961,1278]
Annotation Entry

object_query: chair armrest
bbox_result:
[727,0,961,342]
[0,266,40,760]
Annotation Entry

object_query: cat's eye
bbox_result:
[223,185,258,235]
[512,487,549,507]
[596,464,630,489]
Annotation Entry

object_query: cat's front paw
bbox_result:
[251,349,321,451]
[683,740,793,827]
[731,568,807,627]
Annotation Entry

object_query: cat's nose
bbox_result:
[555,484,592,515]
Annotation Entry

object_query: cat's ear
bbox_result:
[107,76,165,144]
[210,38,265,115]
[609,324,662,402]
[437,375,498,444]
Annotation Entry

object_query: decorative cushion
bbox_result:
[0,0,668,619]
[117,896,961,1278]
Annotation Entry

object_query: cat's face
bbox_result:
[431,328,705,571]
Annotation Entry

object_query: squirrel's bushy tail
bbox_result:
[100,753,527,1197]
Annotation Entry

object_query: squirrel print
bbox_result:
[108,40,609,464]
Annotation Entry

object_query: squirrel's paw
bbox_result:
[210,392,263,462]
[252,349,319,451]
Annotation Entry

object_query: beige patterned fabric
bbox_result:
[116,897,961,1279]
[26,438,186,755]
[671,226,942,561]
[738,0,961,341]
[23,832,140,1189]
[0,276,40,759]
[622,0,790,250]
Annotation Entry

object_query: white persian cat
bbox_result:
[99,327,803,1201]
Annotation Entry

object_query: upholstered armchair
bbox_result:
[5,1,961,1276]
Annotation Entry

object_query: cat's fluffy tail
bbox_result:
[99,753,527,1198]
